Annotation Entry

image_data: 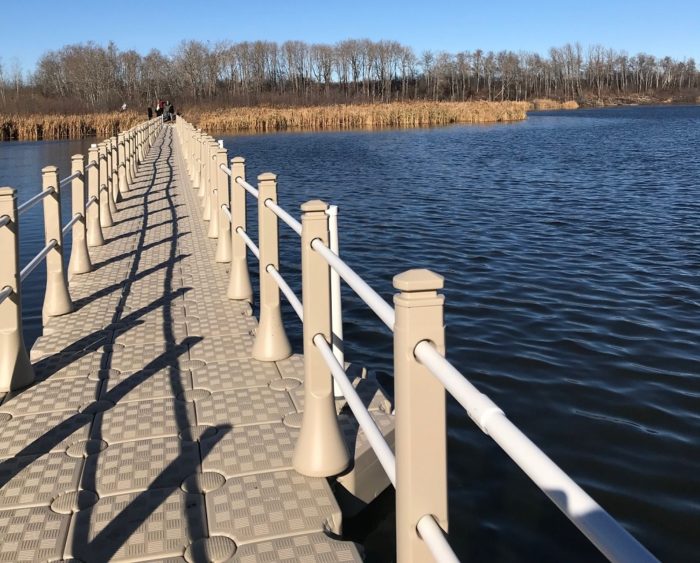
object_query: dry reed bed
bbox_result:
[0,112,142,141]
[530,99,580,110]
[1,100,579,141]
[194,101,530,132]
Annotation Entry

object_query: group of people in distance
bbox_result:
[147,100,176,122]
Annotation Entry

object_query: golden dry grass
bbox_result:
[192,101,529,133]
[0,112,142,141]
[530,99,580,110]
[1,102,531,140]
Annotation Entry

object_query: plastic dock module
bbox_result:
[0,128,366,562]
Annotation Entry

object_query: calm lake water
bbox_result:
[2,105,699,561]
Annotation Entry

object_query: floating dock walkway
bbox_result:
[0,117,659,562]
[0,126,381,561]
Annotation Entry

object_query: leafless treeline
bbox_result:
[2,39,698,112]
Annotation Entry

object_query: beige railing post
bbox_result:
[86,145,104,247]
[189,129,197,181]
[200,136,208,205]
[292,199,350,477]
[227,157,253,301]
[207,142,220,238]
[251,173,292,361]
[129,131,137,181]
[138,125,145,162]
[192,131,202,192]
[41,166,73,323]
[123,134,131,186]
[110,136,122,203]
[106,140,118,216]
[215,148,232,262]
[125,132,133,185]
[393,269,448,563]
[68,154,92,278]
[202,141,212,220]
[98,143,114,228]
[0,187,34,392]
[118,133,129,195]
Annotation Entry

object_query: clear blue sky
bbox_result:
[1,0,698,73]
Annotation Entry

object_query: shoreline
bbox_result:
[2,98,698,141]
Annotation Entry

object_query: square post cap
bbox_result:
[393,269,444,292]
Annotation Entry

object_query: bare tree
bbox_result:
[14,38,700,114]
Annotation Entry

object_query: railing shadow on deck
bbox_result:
[0,123,221,559]
[71,126,212,557]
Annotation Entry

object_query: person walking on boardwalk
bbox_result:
[147,106,153,119]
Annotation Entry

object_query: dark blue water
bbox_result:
[3,106,699,561]
[0,137,94,344]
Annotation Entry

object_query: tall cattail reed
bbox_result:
[529,99,580,110]
[0,112,142,141]
[193,101,530,133]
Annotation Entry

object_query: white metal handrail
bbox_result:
[314,333,397,484]
[85,195,98,209]
[20,239,57,282]
[0,285,12,305]
[310,236,656,562]
[172,116,658,563]
[0,215,10,229]
[265,198,302,235]
[311,239,395,330]
[413,340,657,563]
[235,176,259,198]
[235,226,260,260]
[221,204,232,222]
[17,187,55,215]
[59,170,82,187]
[417,516,460,563]
[61,213,83,236]
[85,160,97,171]
[267,264,303,320]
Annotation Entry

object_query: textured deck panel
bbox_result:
[65,490,206,561]
[234,532,363,562]
[201,423,298,478]
[0,126,362,561]
[0,452,82,509]
[0,505,71,562]
[205,470,342,545]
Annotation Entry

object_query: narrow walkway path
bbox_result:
[0,128,362,561]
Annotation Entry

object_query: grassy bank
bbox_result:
[0,112,142,141]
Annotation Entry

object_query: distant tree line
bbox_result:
[1,39,698,113]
